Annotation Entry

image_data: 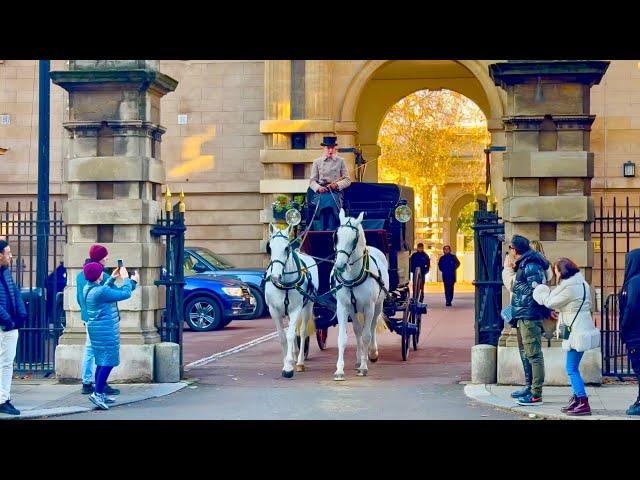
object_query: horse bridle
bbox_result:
[266,229,292,278]
[335,218,361,267]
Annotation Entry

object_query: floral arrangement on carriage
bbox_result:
[272,194,306,224]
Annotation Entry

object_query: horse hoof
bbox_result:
[281,370,294,379]
[357,369,368,377]
[295,364,305,372]
[368,354,379,363]
[334,374,345,381]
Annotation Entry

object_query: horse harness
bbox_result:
[264,230,316,316]
[331,219,389,314]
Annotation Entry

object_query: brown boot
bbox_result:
[560,395,578,413]
[566,396,591,416]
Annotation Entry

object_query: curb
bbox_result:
[1,382,189,420]
[464,384,633,420]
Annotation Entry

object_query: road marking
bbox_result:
[184,331,279,370]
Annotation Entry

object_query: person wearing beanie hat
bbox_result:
[506,234,551,406]
[83,261,139,410]
[89,244,108,263]
[76,247,119,396]
[0,240,27,415]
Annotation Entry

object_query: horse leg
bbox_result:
[334,301,349,381]
[272,308,288,359]
[351,305,364,370]
[295,303,309,372]
[358,303,374,377]
[282,309,300,378]
[368,300,382,363]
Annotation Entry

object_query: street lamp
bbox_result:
[623,160,636,178]
[484,145,507,192]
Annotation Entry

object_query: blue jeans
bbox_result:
[81,324,95,385]
[566,349,586,398]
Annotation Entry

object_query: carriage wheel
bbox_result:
[316,328,328,350]
[295,335,311,360]
[401,300,411,361]
[412,267,423,351]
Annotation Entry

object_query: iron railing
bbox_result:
[592,196,640,377]
[0,201,67,376]
[151,199,186,377]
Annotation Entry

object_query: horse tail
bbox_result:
[295,304,317,337]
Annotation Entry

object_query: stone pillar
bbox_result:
[51,60,178,382]
[489,60,609,385]
[306,60,333,149]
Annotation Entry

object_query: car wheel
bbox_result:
[246,286,266,319]
[184,295,224,331]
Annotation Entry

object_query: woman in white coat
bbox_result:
[533,258,600,416]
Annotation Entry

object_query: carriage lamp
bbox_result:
[624,161,636,178]
[286,208,301,226]
[394,204,412,223]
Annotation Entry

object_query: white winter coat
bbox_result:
[532,272,600,352]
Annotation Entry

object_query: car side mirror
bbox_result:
[193,262,208,273]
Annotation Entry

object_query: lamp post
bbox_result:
[484,145,507,193]
[36,60,50,299]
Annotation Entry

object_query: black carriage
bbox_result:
[294,182,427,361]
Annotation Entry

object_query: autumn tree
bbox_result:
[378,89,489,196]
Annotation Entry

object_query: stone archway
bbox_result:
[445,192,477,249]
[336,60,507,208]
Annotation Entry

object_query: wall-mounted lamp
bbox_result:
[624,160,636,178]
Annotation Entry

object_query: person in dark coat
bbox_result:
[409,243,430,302]
[438,245,460,307]
[83,261,138,410]
[0,239,27,416]
[619,248,640,416]
[508,234,549,406]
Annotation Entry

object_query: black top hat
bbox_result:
[321,136,338,147]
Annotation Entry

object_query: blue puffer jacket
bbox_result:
[0,266,27,331]
[511,249,549,322]
[76,268,108,322]
[84,277,136,367]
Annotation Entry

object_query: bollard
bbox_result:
[154,342,180,383]
[471,344,497,384]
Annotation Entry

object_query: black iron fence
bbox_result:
[0,202,67,376]
[473,204,504,346]
[151,200,186,377]
[592,196,640,378]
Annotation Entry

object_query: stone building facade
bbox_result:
[2,60,637,272]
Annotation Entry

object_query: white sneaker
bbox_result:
[89,392,109,410]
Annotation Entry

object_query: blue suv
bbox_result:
[183,273,255,331]
[184,247,267,319]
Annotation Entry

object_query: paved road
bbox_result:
[58,292,522,420]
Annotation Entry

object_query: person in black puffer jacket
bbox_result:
[508,235,549,406]
[619,248,640,416]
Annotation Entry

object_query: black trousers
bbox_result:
[444,281,455,305]
[629,345,640,398]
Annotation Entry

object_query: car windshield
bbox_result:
[195,249,234,270]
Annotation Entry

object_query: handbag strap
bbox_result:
[568,284,586,330]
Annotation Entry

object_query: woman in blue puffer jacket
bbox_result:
[82,262,138,410]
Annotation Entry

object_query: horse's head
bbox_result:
[334,208,365,273]
[267,223,292,283]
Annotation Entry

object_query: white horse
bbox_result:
[331,209,390,381]
[265,224,319,378]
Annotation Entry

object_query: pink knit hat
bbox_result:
[83,262,104,283]
[89,244,108,262]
